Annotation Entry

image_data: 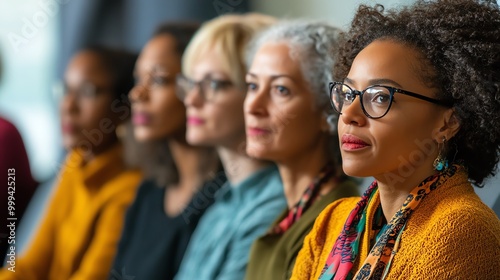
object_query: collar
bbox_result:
[216,164,279,202]
[64,143,127,190]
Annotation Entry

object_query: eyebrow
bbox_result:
[344,77,403,88]
[134,65,170,76]
[246,72,295,81]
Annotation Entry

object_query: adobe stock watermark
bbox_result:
[383,135,440,185]
[8,0,71,52]
[51,92,132,173]
[109,266,135,280]
[182,170,227,225]
[213,0,245,15]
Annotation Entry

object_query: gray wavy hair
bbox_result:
[246,20,342,127]
[246,20,344,167]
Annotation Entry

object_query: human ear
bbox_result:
[436,108,460,141]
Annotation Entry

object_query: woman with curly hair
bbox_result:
[291,0,500,279]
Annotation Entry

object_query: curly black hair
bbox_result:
[333,0,500,187]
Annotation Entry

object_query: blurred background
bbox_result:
[0,0,499,213]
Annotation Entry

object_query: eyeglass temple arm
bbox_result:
[397,89,452,107]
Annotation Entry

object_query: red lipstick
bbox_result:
[341,134,370,150]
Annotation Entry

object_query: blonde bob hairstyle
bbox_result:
[182,13,276,89]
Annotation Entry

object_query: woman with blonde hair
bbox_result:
[174,13,287,280]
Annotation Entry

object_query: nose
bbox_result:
[129,84,149,103]
[340,96,366,126]
[183,86,204,108]
[60,91,78,115]
[244,86,268,117]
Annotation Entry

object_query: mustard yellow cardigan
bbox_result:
[0,144,142,280]
[292,170,500,279]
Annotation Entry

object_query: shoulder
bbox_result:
[0,116,19,136]
[402,186,500,277]
[329,178,360,201]
[411,177,500,236]
[309,197,360,244]
[422,197,500,244]
[97,169,142,208]
[243,166,285,206]
[114,168,142,185]
[318,197,360,226]
[105,168,142,195]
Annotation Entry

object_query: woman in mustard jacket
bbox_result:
[0,47,141,280]
[292,0,500,279]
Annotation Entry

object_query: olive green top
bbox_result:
[245,180,359,280]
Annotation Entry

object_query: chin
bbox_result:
[62,137,77,151]
[342,162,370,178]
[133,131,150,143]
[186,133,212,147]
[246,145,274,161]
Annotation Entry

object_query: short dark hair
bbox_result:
[334,0,500,186]
[83,46,137,100]
[153,21,201,56]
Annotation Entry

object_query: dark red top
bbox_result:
[0,116,38,259]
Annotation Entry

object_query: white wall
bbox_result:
[251,0,414,29]
[250,0,500,209]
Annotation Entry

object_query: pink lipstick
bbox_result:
[187,116,205,125]
[132,112,152,125]
[247,127,270,137]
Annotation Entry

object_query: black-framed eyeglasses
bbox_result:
[329,82,452,119]
[176,74,233,102]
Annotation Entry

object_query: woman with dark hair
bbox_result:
[109,22,224,280]
[292,0,500,279]
[0,46,142,279]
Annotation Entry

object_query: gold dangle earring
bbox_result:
[433,136,449,171]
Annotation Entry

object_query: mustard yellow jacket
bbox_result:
[0,144,141,280]
[292,170,500,280]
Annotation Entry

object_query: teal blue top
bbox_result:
[174,164,287,280]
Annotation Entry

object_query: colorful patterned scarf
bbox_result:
[319,165,459,280]
[269,163,335,235]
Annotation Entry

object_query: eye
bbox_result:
[246,82,258,92]
[209,80,221,90]
[79,83,98,98]
[367,88,391,105]
[273,85,290,96]
[373,93,390,104]
[209,79,232,91]
[342,91,355,102]
[152,76,171,86]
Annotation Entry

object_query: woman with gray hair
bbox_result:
[243,21,359,280]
